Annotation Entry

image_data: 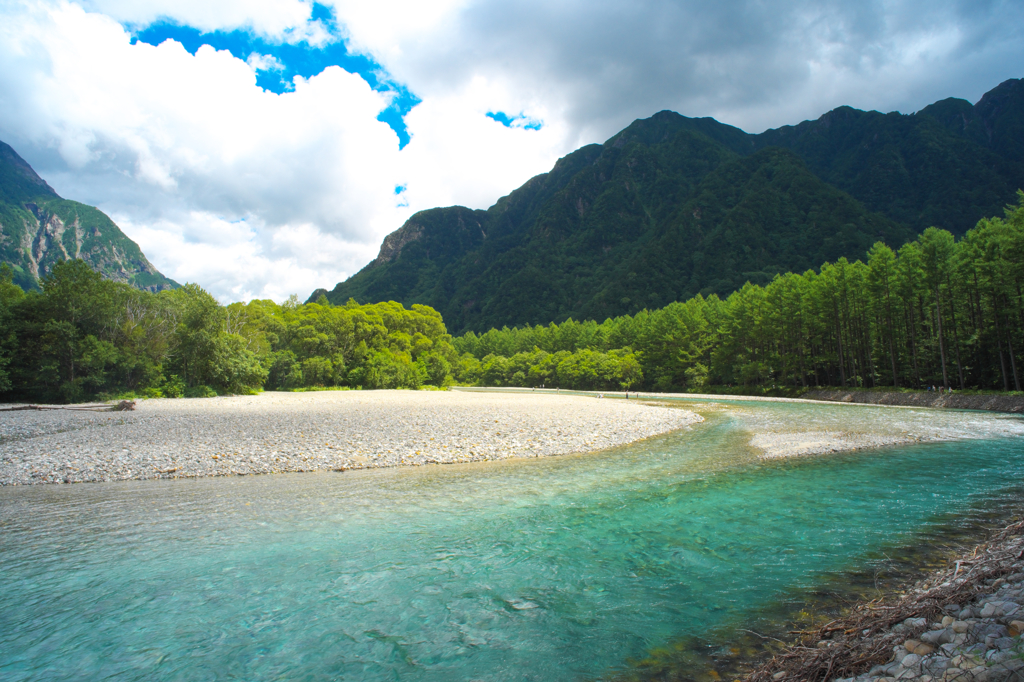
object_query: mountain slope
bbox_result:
[318,78,1024,333]
[0,141,178,292]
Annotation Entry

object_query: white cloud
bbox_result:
[247,52,284,72]
[81,0,314,39]
[113,210,378,303]
[0,0,1022,303]
[0,1,409,299]
[0,1,580,301]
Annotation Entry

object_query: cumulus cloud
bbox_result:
[0,0,571,301]
[0,0,1022,302]
[333,0,1024,137]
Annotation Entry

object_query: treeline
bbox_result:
[3,195,1021,401]
[453,193,1024,392]
[0,260,457,403]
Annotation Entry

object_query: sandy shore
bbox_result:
[453,388,1024,459]
[0,390,701,485]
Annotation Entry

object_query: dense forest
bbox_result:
[0,261,458,403]
[321,79,1024,332]
[1,195,1022,403]
[451,194,1024,393]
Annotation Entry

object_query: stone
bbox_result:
[923,657,952,676]
[907,618,929,628]
[923,628,955,645]
[771,671,786,680]
[970,623,1009,640]
[1009,620,1024,637]
[912,643,939,656]
[969,670,990,682]
[944,616,957,627]
[953,621,971,633]
[992,637,1015,650]
[987,659,1024,682]
[902,654,923,668]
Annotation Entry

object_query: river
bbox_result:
[2,399,1023,681]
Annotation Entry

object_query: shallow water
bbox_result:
[1,401,1023,681]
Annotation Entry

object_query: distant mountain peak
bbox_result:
[0,140,178,292]
[313,76,1024,333]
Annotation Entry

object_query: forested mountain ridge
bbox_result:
[319,78,1024,334]
[0,141,178,293]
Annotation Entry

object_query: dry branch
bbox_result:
[0,400,135,413]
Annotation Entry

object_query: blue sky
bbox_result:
[131,3,423,148]
[129,3,543,149]
[1,0,1021,302]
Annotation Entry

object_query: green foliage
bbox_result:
[4,193,1024,401]
[0,260,455,402]
[323,81,1024,334]
[451,193,1024,393]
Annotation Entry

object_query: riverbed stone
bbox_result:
[1009,620,1024,636]
[992,659,1024,680]
[971,623,1008,640]
[902,654,923,668]
[993,636,1015,650]
[953,621,971,633]
[0,392,704,485]
[913,643,938,656]
[922,628,955,645]
[923,656,952,676]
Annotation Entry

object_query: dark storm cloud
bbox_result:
[398,0,1024,137]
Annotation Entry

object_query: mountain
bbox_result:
[316,79,1024,333]
[0,141,178,292]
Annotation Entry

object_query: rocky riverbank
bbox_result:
[746,519,1024,682]
[804,390,1024,414]
[0,390,702,485]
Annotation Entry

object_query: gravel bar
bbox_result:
[0,390,702,485]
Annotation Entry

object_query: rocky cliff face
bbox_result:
[0,141,178,292]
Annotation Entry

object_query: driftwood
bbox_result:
[744,518,1024,681]
[0,400,136,413]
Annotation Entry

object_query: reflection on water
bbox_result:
[1,402,1023,682]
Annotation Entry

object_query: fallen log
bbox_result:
[0,400,136,412]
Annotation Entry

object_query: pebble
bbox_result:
[823,571,1024,682]
[0,390,703,485]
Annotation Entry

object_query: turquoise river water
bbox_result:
[2,400,1024,681]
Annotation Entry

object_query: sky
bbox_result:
[0,0,1022,303]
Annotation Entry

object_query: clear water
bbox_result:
[2,401,1024,681]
